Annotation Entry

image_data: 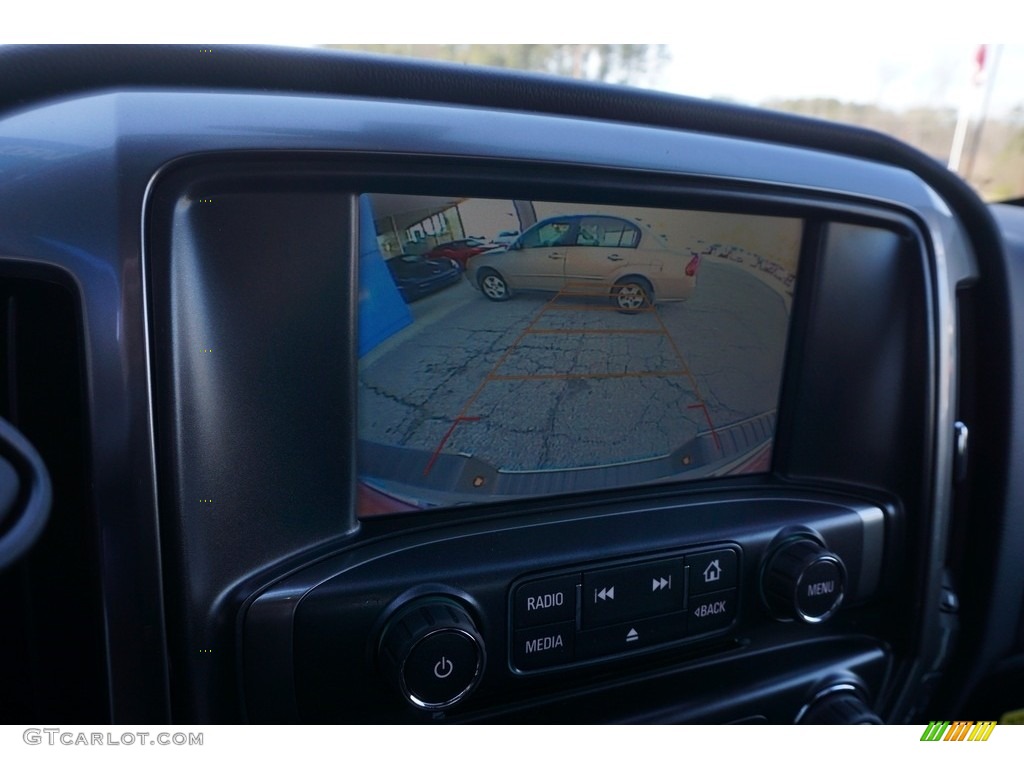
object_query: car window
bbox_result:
[520,220,575,248]
[577,216,640,248]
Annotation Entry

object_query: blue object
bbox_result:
[358,195,412,357]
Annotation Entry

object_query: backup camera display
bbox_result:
[356,195,801,516]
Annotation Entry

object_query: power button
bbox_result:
[378,598,486,710]
[434,656,454,679]
[403,630,481,708]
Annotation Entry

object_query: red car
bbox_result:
[424,237,493,269]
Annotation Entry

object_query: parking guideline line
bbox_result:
[546,281,721,453]
[524,328,664,335]
[422,416,481,477]
[423,281,717,477]
[489,370,688,382]
[651,302,723,453]
[542,304,659,313]
[421,292,558,477]
[550,292,648,299]
[559,281,654,298]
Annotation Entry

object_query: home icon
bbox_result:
[703,559,722,583]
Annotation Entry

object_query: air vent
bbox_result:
[0,272,108,722]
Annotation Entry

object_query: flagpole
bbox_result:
[948,45,987,173]
[963,44,1003,185]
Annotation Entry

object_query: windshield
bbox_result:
[325,41,1024,203]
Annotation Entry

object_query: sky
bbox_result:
[658,41,1024,116]
[5,2,1021,117]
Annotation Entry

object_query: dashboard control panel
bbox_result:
[243,494,887,722]
[510,546,741,672]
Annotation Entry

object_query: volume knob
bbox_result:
[762,537,846,623]
[378,597,485,710]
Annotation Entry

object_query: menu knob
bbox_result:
[762,537,846,623]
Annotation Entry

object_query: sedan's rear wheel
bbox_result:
[479,269,512,301]
[613,278,653,313]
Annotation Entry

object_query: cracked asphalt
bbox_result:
[359,259,790,473]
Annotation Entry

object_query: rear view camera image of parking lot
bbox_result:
[356,195,801,516]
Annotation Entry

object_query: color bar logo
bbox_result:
[920,721,996,741]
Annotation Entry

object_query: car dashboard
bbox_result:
[1,45,1023,726]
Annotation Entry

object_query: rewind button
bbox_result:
[582,557,684,628]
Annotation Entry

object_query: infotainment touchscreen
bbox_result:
[357,195,801,516]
